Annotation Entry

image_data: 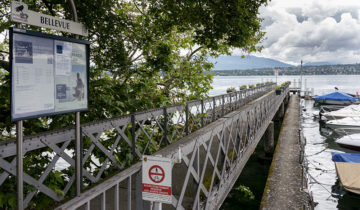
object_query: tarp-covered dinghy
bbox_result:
[332,153,360,195]
[314,92,356,105]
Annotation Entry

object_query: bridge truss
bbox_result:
[0,83,290,209]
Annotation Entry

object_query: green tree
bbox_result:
[1,0,268,135]
[0,0,268,208]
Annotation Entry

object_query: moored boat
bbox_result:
[332,153,360,195]
[322,104,360,119]
[335,134,360,152]
[314,92,356,105]
[326,117,360,129]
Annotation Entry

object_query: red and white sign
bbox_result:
[274,69,279,76]
[142,155,172,204]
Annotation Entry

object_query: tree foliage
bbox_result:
[0,0,267,208]
[0,0,268,138]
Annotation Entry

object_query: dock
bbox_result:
[260,94,310,209]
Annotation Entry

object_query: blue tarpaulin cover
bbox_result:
[332,153,360,163]
[314,92,356,102]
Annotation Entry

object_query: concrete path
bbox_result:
[260,94,308,210]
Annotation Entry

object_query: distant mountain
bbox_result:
[208,55,294,70]
[304,62,333,66]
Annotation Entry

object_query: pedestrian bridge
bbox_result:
[0,83,290,210]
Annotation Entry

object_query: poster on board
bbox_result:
[12,33,55,118]
[10,28,89,121]
[54,41,87,113]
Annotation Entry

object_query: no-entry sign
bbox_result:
[142,155,172,204]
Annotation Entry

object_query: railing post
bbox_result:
[193,148,200,210]
[127,177,131,210]
[114,183,119,210]
[212,97,216,121]
[245,90,248,104]
[222,95,225,116]
[229,93,232,111]
[240,91,243,106]
[131,114,137,163]
[163,107,168,145]
[185,103,189,135]
[201,100,204,127]
[235,92,238,109]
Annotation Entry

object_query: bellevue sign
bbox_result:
[11,1,88,36]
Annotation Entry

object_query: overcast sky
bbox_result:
[234,0,360,65]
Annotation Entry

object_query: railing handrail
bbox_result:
[56,84,289,210]
[0,82,277,209]
[0,83,276,148]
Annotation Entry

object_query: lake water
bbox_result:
[210,75,360,210]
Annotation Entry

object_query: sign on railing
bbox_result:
[142,155,173,204]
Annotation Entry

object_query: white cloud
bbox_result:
[234,0,360,65]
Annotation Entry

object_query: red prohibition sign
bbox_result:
[149,165,165,183]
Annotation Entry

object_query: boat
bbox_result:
[335,134,360,151]
[334,127,360,135]
[326,117,360,129]
[332,153,360,195]
[314,92,356,105]
[322,104,360,119]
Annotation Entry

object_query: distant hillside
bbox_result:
[209,64,360,76]
[208,55,294,70]
[304,62,333,66]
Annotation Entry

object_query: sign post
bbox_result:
[142,155,173,206]
[16,120,23,210]
[10,1,89,209]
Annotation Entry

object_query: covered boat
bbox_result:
[332,153,360,195]
[314,92,356,105]
[322,104,360,119]
[326,117,360,129]
[335,134,360,151]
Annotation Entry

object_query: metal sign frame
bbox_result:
[9,27,90,121]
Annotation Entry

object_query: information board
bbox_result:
[10,28,89,121]
[142,155,172,204]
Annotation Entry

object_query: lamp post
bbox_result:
[300,60,303,91]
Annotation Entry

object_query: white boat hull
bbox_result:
[327,124,360,129]
[315,99,353,105]
[334,128,360,135]
[322,105,360,120]
[336,135,360,152]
